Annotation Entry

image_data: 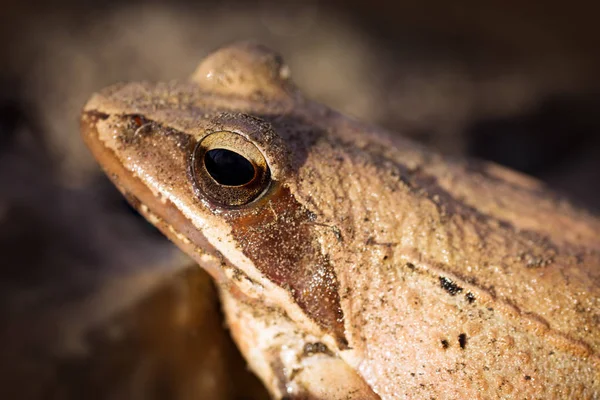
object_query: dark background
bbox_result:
[1,1,599,399]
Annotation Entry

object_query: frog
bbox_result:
[80,42,600,399]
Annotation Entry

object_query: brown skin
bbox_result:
[81,42,600,399]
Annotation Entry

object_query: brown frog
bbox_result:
[81,42,600,399]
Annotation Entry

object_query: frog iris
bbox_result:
[191,131,271,207]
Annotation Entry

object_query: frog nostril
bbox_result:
[204,148,255,186]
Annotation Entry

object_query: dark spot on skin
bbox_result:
[331,226,343,242]
[132,114,147,128]
[406,262,416,270]
[306,210,317,221]
[303,342,333,357]
[465,292,476,303]
[458,333,467,349]
[366,237,397,247]
[439,276,463,295]
[441,339,450,349]
[524,375,532,381]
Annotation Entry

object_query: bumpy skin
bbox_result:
[81,42,600,399]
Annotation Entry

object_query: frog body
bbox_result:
[81,42,600,399]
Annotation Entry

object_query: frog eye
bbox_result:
[191,131,271,207]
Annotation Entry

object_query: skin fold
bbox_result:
[81,42,600,399]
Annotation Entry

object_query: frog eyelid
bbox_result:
[201,112,291,182]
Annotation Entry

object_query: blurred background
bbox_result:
[1,0,599,399]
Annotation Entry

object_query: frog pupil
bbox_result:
[204,148,255,186]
